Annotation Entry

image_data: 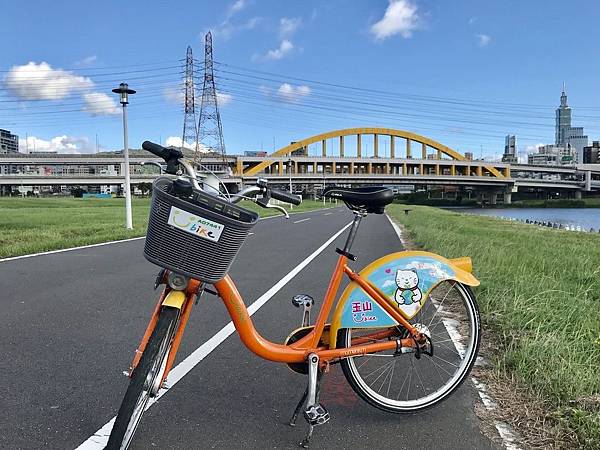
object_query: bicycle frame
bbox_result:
[128,251,419,383]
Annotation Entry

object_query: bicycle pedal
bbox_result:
[303,404,330,426]
[292,294,314,308]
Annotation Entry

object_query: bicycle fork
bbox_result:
[289,353,330,448]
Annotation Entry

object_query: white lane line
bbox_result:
[76,221,353,450]
[293,218,311,224]
[385,213,407,246]
[324,212,333,216]
[0,236,146,264]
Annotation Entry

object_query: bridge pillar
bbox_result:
[357,134,362,157]
[278,160,284,176]
[350,162,354,174]
[390,136,395,158]
[489,193,497,205]
[504,192,512,205]
[322,140,326,157]
[374,134,378,157]
[575,190,582,200]
[421,142,426,159]
[339,136,344,157]
[406,139,411,159]
[367,162,372,174]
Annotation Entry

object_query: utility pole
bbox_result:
[112,82,136,230]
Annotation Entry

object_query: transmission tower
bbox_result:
[196,31,226,168]
[181,46,198,153]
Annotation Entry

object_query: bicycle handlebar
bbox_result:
[141,140,298,215]
[270,188,301,205]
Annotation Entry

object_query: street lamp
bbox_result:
[288,156,293,209]
[112,82,136,229]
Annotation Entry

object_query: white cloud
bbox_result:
[370,0,419,40]
[19,135,94,154]
[4,61,94,100]
[209,16,261,40]
[276,83,311,103]
[74,55,97,68]
[163,86,184,104]
[279,17,302,36]
[227,0,246,18]
[265,40,294,60]
[519,143,543,163]
[476,34,491,47]
[164,136,210,153]
[82,92,120,116]
[217,92,232,106]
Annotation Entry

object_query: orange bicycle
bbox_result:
[106,141,481,449]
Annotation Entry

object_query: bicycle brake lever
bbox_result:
[265,203,290,219]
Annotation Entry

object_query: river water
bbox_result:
[461,208,600,231]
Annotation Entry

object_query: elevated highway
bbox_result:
[1,128,599,199]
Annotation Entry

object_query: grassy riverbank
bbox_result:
[0,197,330,259]
[387,205,600,448]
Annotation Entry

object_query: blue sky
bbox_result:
[2,0,600,160]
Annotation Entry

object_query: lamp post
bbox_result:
[112,83,136,229]
[288,156,293,209]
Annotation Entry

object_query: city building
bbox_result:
[554,86,588,162]
[502,135,518,164]
[583,141,600,164]
[0,129,19,154]
[527,144,575,166]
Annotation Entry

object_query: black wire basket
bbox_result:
[144,177,259,283]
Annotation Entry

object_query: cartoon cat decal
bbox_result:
[394,269,423,307]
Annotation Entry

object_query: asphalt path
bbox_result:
[0,207,497,449]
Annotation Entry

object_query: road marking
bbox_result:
[0,236,146,264]
[293,218,311,224]
[324,212,333,216]
[76,221,353,450]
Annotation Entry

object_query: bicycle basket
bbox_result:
[144,177,259,283]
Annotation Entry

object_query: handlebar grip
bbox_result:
[270,188,301,205]
[142,141,171,160]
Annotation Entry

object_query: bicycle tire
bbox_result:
[339,282,480,413]
[106,306,179,450]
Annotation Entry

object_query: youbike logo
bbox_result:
[167,206,224,242]
[351,301,377,323]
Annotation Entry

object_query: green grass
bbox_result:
[0,197,331,259]
[387,205,600,448]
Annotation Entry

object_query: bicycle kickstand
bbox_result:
[299,353,329,449]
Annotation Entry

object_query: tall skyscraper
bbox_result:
[554,85,588,163]
[502,135,518,163]
[555,85,571,147]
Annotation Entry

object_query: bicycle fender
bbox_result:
[162,290,187,309]
[330,251,479,348]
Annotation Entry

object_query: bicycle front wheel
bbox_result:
[106,306,179,450]
[339,281,480,413]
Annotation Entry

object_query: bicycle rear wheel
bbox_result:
[106,306,179,450]
[339,281,480,413]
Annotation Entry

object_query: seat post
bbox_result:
[341,211,365,254]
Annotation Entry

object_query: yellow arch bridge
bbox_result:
[237,127,508,179]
